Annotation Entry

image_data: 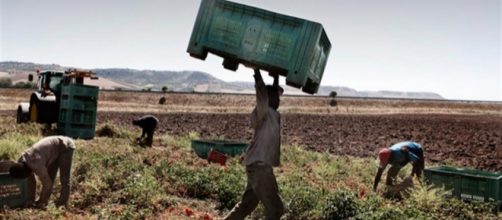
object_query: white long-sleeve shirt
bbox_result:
[244,73,281,167]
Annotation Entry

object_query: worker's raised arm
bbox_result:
[273,73,279,88]
[254,69,269,121]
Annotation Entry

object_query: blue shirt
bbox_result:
[388,141,422,166]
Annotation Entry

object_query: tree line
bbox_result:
[0,78,36,89]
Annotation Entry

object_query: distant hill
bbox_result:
[92,68,245,92]
[0,61,443,99]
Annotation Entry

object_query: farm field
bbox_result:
[93,112,502,172]
[0,88,502,219]
[1,88,501,171]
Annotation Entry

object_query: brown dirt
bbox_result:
[96,111,502,172]
[1,88,500,171]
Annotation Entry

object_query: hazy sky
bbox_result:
[1,0,500,101]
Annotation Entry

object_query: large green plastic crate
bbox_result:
[0,172,28,208]
[61,83,99,98]
[187,0,331,94]
[191,139,249,159]
[424,166,502,205]
[58,83,99,139]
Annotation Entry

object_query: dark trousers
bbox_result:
[140,129,155,147]
[27,148,74,207]
[224,162,284,220]
[386,152,425,185]
[412,150,425,178]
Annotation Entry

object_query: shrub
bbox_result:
[329,91,337,98]
[437,198,499,220]
[405,181,446,212]
[124,170,165,209]
[322,190,360,220]
[330,99,337,107]
[0,133,36,160]
[214,166,245,210]
[96,124,119,138]
[0,77,12,88]
[95,123,135,139]
[283,186,323,219]
[182,169,214,199]
[357,193,385,217]
[13,81,36,88]
[369,207,406,220]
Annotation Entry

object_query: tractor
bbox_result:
[17,69,99,139]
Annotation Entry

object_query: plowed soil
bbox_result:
[98,112,502,172]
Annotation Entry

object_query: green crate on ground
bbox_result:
[187,0,331,94]
[191,139,249,159]
[0,172,28,208]
[424,166,502,205]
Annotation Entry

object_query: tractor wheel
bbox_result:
[16,105,29,124]
[30,101,39,123]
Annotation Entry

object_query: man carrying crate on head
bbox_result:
[373,141,425,192]
[225,69,284,220]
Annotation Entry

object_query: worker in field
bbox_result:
[373,141,424,192]
[9,136,76,208]
[132,115,159,147]
[225,69,284,220]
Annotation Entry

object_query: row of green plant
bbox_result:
[0,118,500,219]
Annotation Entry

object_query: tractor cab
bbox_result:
[34,70,64,96]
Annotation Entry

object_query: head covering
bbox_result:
[378,148,391,168]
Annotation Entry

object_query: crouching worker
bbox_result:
[373,141,424,192]
[132,115,159,147]
[225,69,284,220]
[9,136,76,208]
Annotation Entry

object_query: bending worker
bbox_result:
[132,115,159,147]
[9,136,76,208]
[373,141,424,192]
[225,69,284,220]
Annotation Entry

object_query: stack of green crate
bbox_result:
[424,166,502,207]
[58,83,99,139]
